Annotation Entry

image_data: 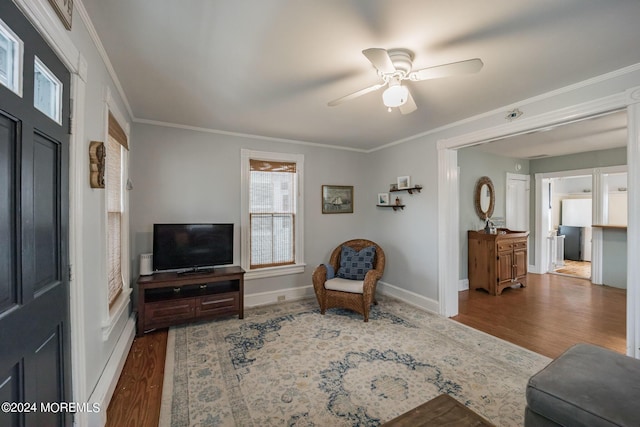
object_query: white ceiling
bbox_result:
[80,0,640,151]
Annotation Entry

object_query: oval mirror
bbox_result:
[474,176,495,220]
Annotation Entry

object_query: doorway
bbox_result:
[549,174,593,280]
[438,103,640,355]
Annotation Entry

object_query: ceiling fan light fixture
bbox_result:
[382,84,409,108]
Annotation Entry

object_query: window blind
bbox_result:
[106,112,127,307]
[249,159,296,268]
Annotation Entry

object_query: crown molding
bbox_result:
[133,118,368,153]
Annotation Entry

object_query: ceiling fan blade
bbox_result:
[328,83,386,106]
[399,90,417,115]
[362,48,396,74]
[409,58,483,81]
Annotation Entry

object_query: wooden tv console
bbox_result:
[136,266,244,336]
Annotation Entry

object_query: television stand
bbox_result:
[136,266,244,336]
[178,267,214,276]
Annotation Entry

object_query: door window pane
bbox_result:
[0,18,23,96]
[34,57,62,124]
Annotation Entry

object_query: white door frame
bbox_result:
[438,88,640,357]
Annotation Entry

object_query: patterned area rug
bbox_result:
[159,297,550,426]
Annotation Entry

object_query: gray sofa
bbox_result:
[525,343,640,426]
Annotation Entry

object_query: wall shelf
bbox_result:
[390,185,422,195]
[377,184,421,210]
[377,204,405,211]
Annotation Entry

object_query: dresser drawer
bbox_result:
[145,299,195,325]
[497,242,513,251]
[513,241,527,249]
[196,292,239,317]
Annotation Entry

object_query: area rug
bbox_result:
[159,296,550,427]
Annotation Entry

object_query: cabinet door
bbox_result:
[514,247,528,278]
[498,250,514,283]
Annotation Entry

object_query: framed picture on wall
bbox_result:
[377,193,390,205]
[322,185,354,214]
[397,176,411,189]
[48,0,73,30]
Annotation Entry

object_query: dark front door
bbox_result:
[0,2,71,427]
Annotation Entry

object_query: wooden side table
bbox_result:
[382,394,495,427]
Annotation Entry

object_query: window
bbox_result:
[106,112,129,307]
[34,56,62,123]
[241,150,304,278]
[0,17,23,96]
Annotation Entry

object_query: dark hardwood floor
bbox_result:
[106,273,627,425]
[453,273,626,359]
[106,329,167,427]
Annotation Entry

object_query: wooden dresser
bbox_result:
[468,229,529,296]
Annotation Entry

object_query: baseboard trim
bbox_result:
[377,280,439,314]
[86,315,135,427]
[459,279,469,291]
[244,282,439,315]
[245,285,315,307]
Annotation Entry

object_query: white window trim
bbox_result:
[241,149,305,280]
[101,87,132,340]
[0,17,24,97]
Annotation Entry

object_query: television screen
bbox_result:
[152,223,233,272]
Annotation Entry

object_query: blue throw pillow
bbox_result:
[323,263,335,279]
[337,245,376,280]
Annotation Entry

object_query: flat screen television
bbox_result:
[152,223,233,273]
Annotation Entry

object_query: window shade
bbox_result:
[250,159,296,173]
[249,160,296,268]
[108,111,128,150]
[106,132,123,306]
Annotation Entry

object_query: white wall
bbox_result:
[457,149,530,280]
[65,7,134,402]
[129,123,370,301]
[365,138,438,303]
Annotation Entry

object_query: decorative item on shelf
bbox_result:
[483,217,497,234]
[322,185,354,214]
[390,183,398,191]
[139,253,153,276]
[89,140,105,189]
[397,175,411,189]
[378,193,390,205]
[395,196,401,206]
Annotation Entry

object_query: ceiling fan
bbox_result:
[328,48,483,114]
